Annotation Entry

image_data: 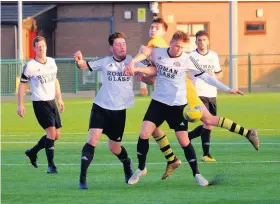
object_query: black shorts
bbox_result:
[199,96,217,116]
[143,99,188,132]
[89,103,126,142]
[32,100,62,130]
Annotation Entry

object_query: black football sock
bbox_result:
[183,143,199,176]
[201,128,211,156]
[137,137,149,170]
[80,143,95,183]
[30,135,46,154]
[45,138,55,167]
[115,146,129,163]
[188,125,203,140]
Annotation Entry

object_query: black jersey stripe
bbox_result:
[140,59,151,66]
[189,56,205,73]
[86,61,93,71]
[21,64,29,82]
[194,72,205,77]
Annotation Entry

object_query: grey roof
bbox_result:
[1,4,56,23]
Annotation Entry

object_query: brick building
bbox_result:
[1,1,280,89]
[2,1,280,58]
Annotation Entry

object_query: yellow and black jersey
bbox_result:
[147,37,169,48]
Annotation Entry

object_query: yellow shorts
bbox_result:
[186,79,203,107]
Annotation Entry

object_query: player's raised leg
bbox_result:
[200,105,259,150]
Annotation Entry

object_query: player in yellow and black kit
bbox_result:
[136,18,259,180]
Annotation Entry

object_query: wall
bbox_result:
[160,1,280,88]
[55,3,153,58]
[113,3,152,56]
[1,25,16,59]
[1,25,30,59]
[160,2,229,55]
[238,2,280,55]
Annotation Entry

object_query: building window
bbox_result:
[176,22,209,52]
[177,22,209,36]
[244,21,266,35]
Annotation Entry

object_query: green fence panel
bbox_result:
[0,60,22,96]
[1,54,280,96]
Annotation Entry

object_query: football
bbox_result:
[183,104,203,122]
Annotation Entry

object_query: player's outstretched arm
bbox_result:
[134,66,157,76]
[196,72,244,95]
[74,50,88,70]
[227,89,244,95]
[134,45,152,62]
[136,74,156,85]
[126,46,152,75]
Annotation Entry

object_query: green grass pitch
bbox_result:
[1,93,280,203]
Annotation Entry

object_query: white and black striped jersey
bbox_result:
[190,49,222,97]
[87,55,147,110]
[150,48,204,106]
[150,48,229,106]
[20,57,57,101]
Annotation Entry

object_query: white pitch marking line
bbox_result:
[1,160,280,166]
[1,141,280,145]
[1,128,280,137]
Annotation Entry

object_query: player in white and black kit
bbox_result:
[188,30,222,162]
[18,36,64,174]
[74,32,147,189]
[125,31,243,187]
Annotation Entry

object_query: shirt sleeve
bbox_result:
[20,63,31,83]
[196,72,230,92]
[148,48,159,66]
[186,55,205,76]
[86,57,106,72]
[214,54,222,73]
[135,60,150,67]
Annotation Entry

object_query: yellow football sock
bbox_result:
[153,135,176,162]
[218,117,249,136]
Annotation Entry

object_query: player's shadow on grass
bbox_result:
[208,174,224,186]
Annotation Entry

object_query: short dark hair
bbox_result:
[195,30,209,40]
[32,36,46,47]
[171,30,189,43]
[108,32,127,46]
[152,18,168,31]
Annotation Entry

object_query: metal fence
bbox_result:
[1,54,280,96]
[1,60,19,96]
[219,54,280,92]
[0,57,143,96]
